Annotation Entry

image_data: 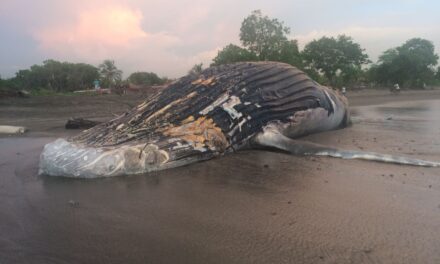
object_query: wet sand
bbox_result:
[1,90,440,263]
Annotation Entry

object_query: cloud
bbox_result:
[29,2,231,78]
[34,6,148,59]
[1,0,439,78]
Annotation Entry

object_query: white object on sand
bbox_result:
[0,125,27,134]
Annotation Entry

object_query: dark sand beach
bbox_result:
[1,90,440,263]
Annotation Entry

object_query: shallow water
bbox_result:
[350,100,440,136]
[1,100,440,263]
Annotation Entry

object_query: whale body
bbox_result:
[39,62,439,178]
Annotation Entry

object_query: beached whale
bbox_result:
[39,62,440,178]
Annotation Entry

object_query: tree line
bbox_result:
[0,59,169,94]
[209,10,439,89]
[1,10,440,94]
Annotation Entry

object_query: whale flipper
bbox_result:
[253,129,440,167]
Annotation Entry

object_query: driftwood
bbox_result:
[0,125,27,134]
[65,118,101,129]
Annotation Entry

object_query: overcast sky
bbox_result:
[1,0,439,78]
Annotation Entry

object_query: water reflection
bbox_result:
[351,100,440,134]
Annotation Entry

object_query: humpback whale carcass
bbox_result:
[39,62,440,178]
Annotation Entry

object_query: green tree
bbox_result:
[128,72,165,85]
[272,39,302,67]
[240,10,290,60]
[99,60,122,88]
[436,66,440,81]
[211,44,258,65]
[14,69,32,89]
[188,63,204,75]
[213,11,301,68]
[11,60,99,92]
[368,49,400,85]
[66,63,100,91]
[0,76,7,92]
[302,35,369,86]
[370,38,438,87]
[0,75,20,93]
[43,60,64,92]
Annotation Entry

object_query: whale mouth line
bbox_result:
[39,139,170,178]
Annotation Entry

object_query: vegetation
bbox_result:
[128,72,165,86]
[0,59,169,95]
[212,44,258,65]
[302,35,370,86]
[188,63,204,75]
[240,10,291,60]
[212,10,368,86]
[212,10,301,68]
[369,38,439,88]
[212,10,439,89]
[0,77,10,89]
[1,60,99,93]
[98,60,122,88]
[436,66,440,84]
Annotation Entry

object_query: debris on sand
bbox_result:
[65,118,101,129]
[68,200,80,208]
[0,125,27,134]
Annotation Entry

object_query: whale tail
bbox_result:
[253,129,440,167]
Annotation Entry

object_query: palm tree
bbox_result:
[98,60,122,88]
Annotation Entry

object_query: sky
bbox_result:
[1,0,439,79]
